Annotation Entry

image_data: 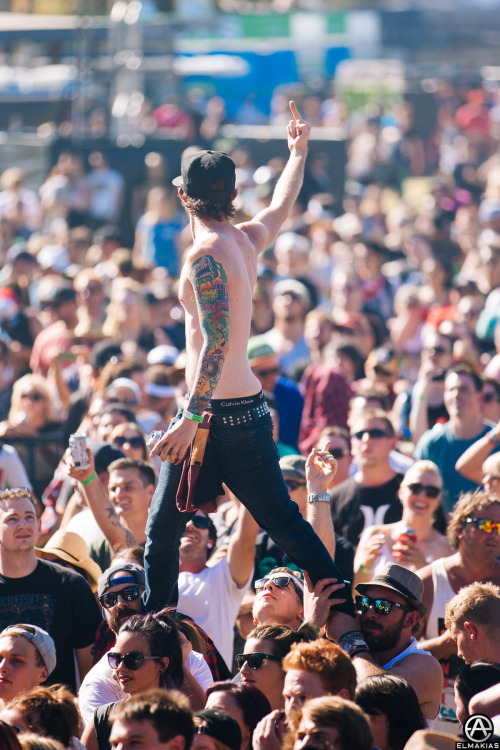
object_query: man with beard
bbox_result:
[77,562,213,727]
[325,563,442,721]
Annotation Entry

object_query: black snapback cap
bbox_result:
[172,150,236,201]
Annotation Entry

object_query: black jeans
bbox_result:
[143,406,354,615]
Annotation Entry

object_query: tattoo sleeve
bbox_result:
[188,254,230,414]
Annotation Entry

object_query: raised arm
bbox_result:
[241,101,311,254]
[227,501,259,588]
[455,424,500,482]
[150,251,230,464]
[65,449,136,552]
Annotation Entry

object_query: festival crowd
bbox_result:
[1,77,500,750]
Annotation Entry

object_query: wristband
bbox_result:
[182,410,203,424]
[338,630,370,657]
[488,429,500,445]
[80,471,97,486]
[359,564,369,573]
[307,493,330,503]
[418,393,427,402]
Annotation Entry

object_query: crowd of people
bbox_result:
[1,77,500,750]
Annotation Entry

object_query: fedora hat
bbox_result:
[36,530,102,593]
[355,562,427,618]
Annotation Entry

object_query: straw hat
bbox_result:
[36,530,102,592]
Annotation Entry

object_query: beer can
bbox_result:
[69,433,90,469]
[398,527,417,545]
[147,430,165,447]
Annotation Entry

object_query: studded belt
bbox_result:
[209,401,270,427]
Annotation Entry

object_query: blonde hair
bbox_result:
[9,374,55,424]
[402,460,442,488]
[445,582,500,635]
[0,488,37,511]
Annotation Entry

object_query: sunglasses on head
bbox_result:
[355,595,411,616]
[21,392,44,401]
[352,428,389,441]
[465,517,500,535]
[406,482,441,499]
[236,652,282,670]
[255,574,304,598]
[99,585,141,609]
[191,515,210,530]
[114,435,144,449]
[285,478,306,491]
[107,650,161,670]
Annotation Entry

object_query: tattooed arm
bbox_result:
[64,449,136,552]
[151,252,230,464]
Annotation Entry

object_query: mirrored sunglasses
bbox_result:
[99,585,141,609]
[406,482,441,499]
[465,517,500,536]
[107,650,161,670]
[235,652,282,670]
[355,595,410,616]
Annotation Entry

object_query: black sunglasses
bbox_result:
[255,367,279,378]
[236,652,282,670]
[352,428,389,441]
[355,595,411,616]
[191,515,210,530]
[114,435,144,449]
[329,447,347,460]
[483,392,500,404]
[285,478,306,491]
[107,650,161,670]
[99,585,141,609]
[406,482,441,499]
[255,574,304,598]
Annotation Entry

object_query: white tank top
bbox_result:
[427,558,462,735]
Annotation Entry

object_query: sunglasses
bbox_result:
[190,515,210,530]
[406,482,441,499]
[374,366,393,377]
[255,575,304,598]
[465,517,500,535]
[99,585,141,609]
[329,447,347,460]
[483,392,500,404]
[107,650,161,670]
[425,346,447,355]
[21,392,44,401]
[235,652,282,670]
[285,478,307,491]
[255,367,279,378]
[114,435,144,449]
[355,596,411,616]
[352,428,389,441]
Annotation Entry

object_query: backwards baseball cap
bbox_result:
[173,150,236,201]
[97,562,146,599]
[355,562,427,617]
[195,710,242,750]
[1,623,57,675]
[247,336,278,368]
[279,454,306,480]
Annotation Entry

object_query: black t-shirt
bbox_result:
[331,474,404,547]
[0,559,101,692]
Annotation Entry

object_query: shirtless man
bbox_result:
[145,102,353,616]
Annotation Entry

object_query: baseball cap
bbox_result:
[97,562,146,599]
[195,710,242,750]
[1,624,56,675]
[172,150,236,201]
[355,562,427,617]
[247,337,278,368]
[147,345,180,366]
[273,279,311,309]
[279,454,306,480]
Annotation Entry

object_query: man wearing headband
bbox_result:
[145,101,354,623]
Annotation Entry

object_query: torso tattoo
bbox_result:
[188,254,230,415]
